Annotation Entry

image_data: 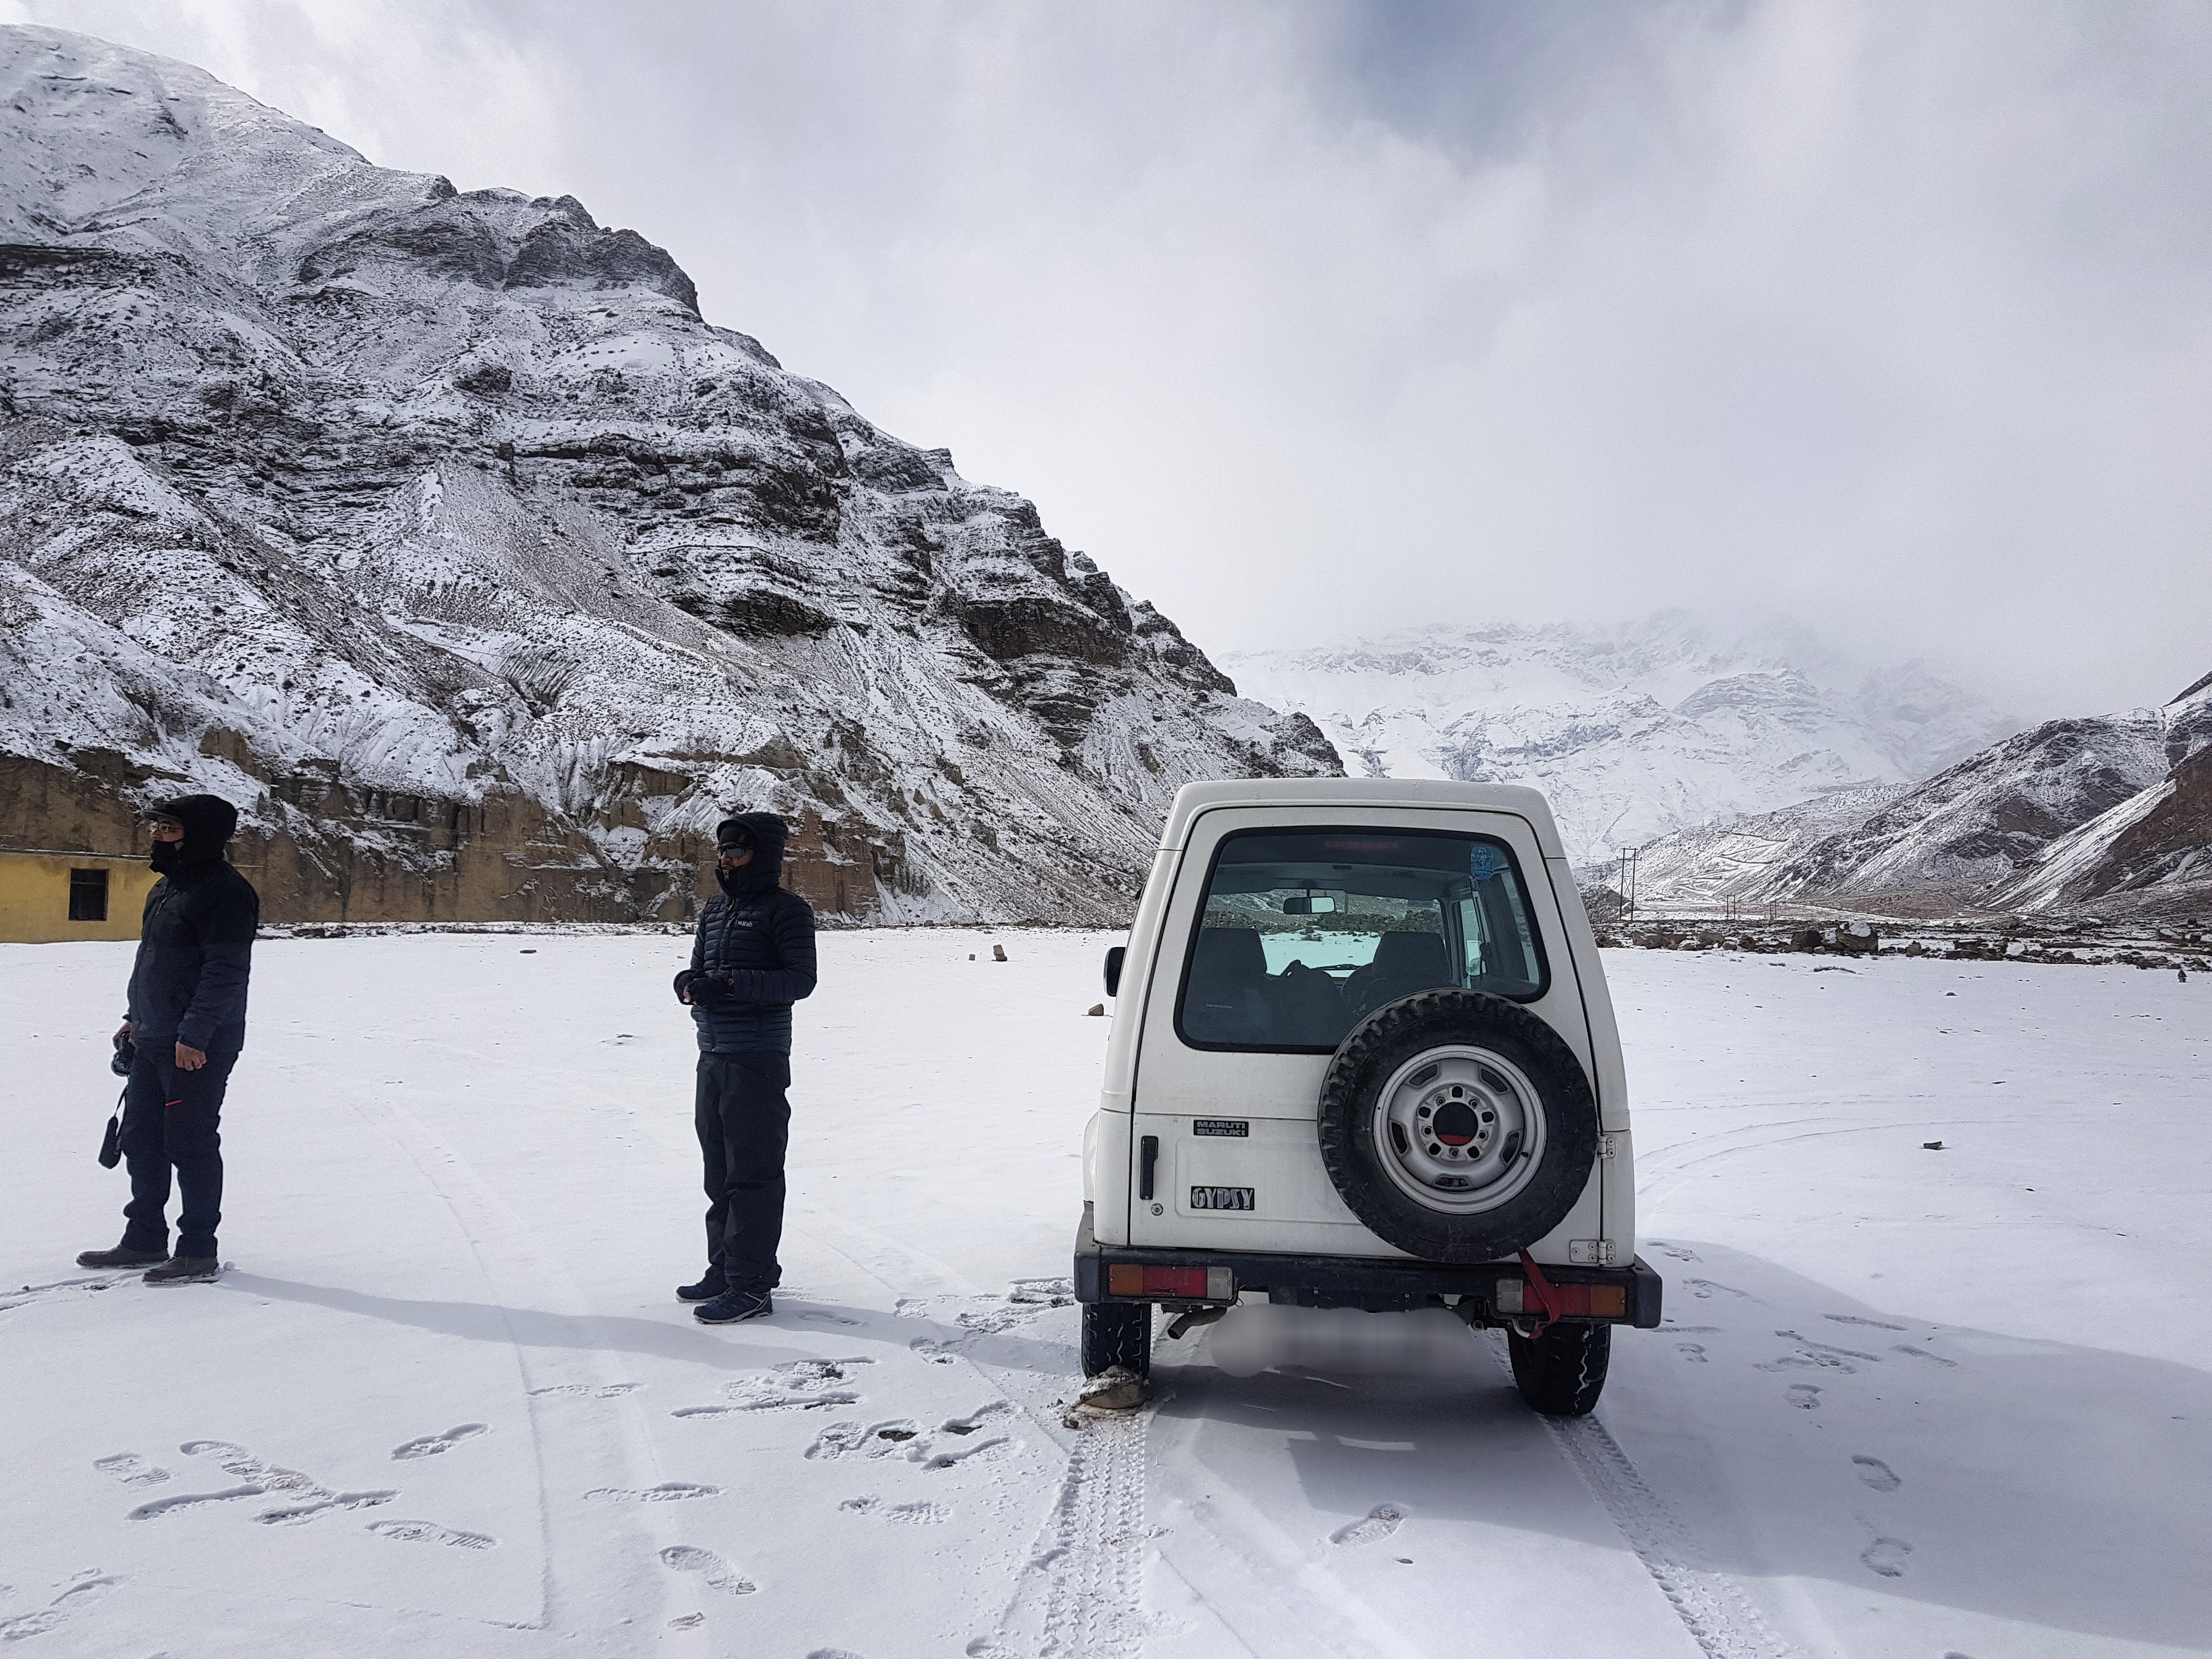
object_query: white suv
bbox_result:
[1073,778,1660,1415]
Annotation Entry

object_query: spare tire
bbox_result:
[1317,989,1598,1263]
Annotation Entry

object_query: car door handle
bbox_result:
[1139,1135,1159,1201]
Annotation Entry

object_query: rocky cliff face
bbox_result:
[1226,614,2015,866]
[0,26,1336,924]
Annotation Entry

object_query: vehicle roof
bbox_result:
[1160,778,1568,860]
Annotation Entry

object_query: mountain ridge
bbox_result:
[1225,613,2017,866]
[0,25,1338,924]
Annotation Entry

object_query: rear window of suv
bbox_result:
[1175,826,1550,1053]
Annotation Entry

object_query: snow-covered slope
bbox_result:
[1757,673,2211,916]
[0,26,1336,924]
[9,934,2211,1656]
[1224,614,2016,865]
[1618,780,1908,908]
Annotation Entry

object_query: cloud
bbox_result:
[8,0,2209,715]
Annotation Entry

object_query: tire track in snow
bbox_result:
[1497,1345,1799,1659]
[970,1410,1150,1659]
[788,1204,1152,1658]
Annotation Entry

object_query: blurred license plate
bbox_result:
[1190,1186,1255,1211]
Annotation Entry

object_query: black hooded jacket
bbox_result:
[126,794,260,1054]
[678,812,817,1054]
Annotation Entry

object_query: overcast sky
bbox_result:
[10,0,2211,716]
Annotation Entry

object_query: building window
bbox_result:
[69,868,109,923]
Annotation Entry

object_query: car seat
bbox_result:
[1182,927,1272,1043]
[1349,929,1454,1012]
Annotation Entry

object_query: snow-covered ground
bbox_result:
[3,932,2207,1657]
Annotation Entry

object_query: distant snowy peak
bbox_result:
[0,25,1335,926]
[1224,614,2017,865]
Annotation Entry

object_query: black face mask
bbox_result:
[150,838,184,874]
[716,861,769,898]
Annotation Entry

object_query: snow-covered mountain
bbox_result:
[0,26,1336,924]
[1615,782,1909,909]
[1224,614,2016,866]
[1755,672,2212,918]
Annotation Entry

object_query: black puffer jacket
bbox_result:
[126,795,260,1054]
[678,813,817,1054]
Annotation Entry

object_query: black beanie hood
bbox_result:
[148,793,238,872]
[714,811,789,895]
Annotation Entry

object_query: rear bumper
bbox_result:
[1073,1205,1662,1329]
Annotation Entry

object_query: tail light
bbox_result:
[1108,1264,1235,1300]
[1496,1279,1626,1318]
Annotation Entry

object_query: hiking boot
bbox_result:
[693,1286,772,1325]
[143,1256,221,1285]
[77,1245,167,1269]
[676,1272,726,1303]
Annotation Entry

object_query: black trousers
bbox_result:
[120,1044,238,1260]
[695,1051,790,1292]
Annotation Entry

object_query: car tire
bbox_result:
[1508,1321,1611,1416]
[1081,1301,1152,1379]
[1317,989,1599,1263]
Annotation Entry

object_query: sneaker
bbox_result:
[143,1256,221,1285]
[676,1272,726,1303]
[77,1246,167,1269]
[693,1287,772,1325]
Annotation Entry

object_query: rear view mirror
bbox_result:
[1282,894,1335,915]
[1104,945,1126,997]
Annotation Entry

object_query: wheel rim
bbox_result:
[1369,1045,1548,1215]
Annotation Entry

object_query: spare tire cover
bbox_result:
[1317,988,1598,1263]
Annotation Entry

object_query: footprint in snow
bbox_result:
[0,1574,122,1641]
[1825,1313,1906,1331]
[1860,1535,1913,1578]
[1892,1344,1959,1368]
[1329,1504,1407,1546]
[392,1423,488,1460]
[659,1544,754,1595]
[807,1650,868,1659]
[675,1357,872,1417]
[1675,1343,1708,1363]
[369,1518,496,1549]
[529,1382,638,1398]
[94,1452,171,1486]
[1852,1456,1901,1492]
[1652,1242,1702,1263]
[257,1491,399,1526]
[1786,1385,1822,1410]
[916,1436,1009,1471]
[910,1338,958,1365]
[585,1482,719,1503]
[841,1496,950,1525]
[939,1402,1012,1435]
[128,1441,392,1526]
[805,1421,878,1461]
[1682,1279,1748,1300]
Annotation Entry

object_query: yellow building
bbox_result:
[0,850,162,944]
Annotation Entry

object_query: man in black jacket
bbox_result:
[78,795,260,1285]
[673,812,817,1324]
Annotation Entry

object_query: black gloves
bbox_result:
[676,970,731,1006]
